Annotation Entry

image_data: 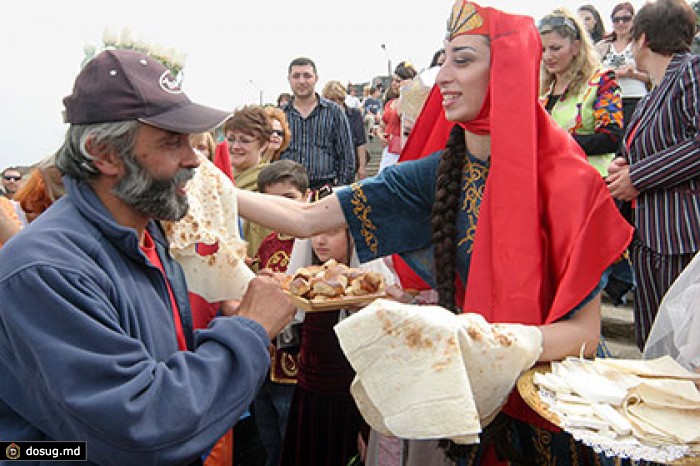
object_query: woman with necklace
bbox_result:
[596,2,650,130]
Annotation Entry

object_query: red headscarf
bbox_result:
[213,140,234,182]
[400,0,633,433]
[402,1,632,327]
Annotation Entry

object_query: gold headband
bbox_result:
[446,1,489,40]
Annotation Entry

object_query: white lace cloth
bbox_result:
[539,388,692,463]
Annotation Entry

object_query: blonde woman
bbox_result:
[539,9,623,177]
[540,9,632,309]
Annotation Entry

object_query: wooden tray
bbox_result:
[517,365,698,466]
[286,292,386,312]
[516,365,562,426]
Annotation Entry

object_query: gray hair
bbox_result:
[55,121,140,181]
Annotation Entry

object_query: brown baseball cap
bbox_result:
[63,49,229,133]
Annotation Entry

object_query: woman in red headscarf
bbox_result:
[237,2,632,464]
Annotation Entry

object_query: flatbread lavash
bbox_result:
[163,153,253,301]
[334,299,542,444]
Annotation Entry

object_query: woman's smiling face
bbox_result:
[436,34,491,123]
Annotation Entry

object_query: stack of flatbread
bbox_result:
[334,299,542,444]
[534,356,700,457]
[162,153,254,301]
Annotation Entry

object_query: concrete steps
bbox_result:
[602,299,640,359]
[365,138,383,176]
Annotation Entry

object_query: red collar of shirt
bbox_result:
[141,230,187,351]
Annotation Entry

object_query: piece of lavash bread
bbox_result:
[163,153,253,301]
[621,371,700,445]
[335,299,542,444]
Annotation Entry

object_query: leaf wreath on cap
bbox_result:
[82,27,186,78]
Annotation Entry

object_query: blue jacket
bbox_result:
[0,177,270,465]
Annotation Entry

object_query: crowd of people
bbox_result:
[0,0,699,465]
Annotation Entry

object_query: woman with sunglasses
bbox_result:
[225,105,274,260]
[595,2,650,128]
[237,1,632,463]
[262,106,291,163]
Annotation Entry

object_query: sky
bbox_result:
[1,0,644,168]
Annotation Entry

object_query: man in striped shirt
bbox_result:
[280,57,356,189]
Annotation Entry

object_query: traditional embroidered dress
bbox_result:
[337,1,633,464]
[253,232,299,384]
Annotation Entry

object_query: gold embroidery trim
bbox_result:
[457,158,488,252]
[349,183,379,255]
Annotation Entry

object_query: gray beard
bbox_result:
[112,152,194,221]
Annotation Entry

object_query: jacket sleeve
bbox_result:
[630,59,700,191]
[0,264,270,465]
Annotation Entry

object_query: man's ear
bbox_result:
[85,136,123,177]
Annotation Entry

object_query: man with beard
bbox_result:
[0,49,295,465]
[280,57,356,189]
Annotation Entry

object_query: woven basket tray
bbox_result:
[516,365,698,466]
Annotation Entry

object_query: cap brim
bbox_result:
[139,102,230,134]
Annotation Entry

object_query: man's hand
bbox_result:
[234,276,295,339]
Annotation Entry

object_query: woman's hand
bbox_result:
[606,165,640,201]
[607,157,628,177]
[616,65,633,79]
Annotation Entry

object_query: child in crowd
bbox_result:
[280,186,397,466]
[252,160,310,466]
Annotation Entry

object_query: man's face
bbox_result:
[112,124,198,221]
[2,169,22,197]
[288,64,318,99]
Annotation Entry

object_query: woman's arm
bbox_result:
[237,189,347,238]
[538,292,602,361]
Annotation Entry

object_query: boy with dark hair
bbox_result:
[252,160,309,466]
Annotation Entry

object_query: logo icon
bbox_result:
[159,70,183,95]
[6,443,20,460]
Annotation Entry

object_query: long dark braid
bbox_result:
[431,125,466,314]
[432,128,526,463]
